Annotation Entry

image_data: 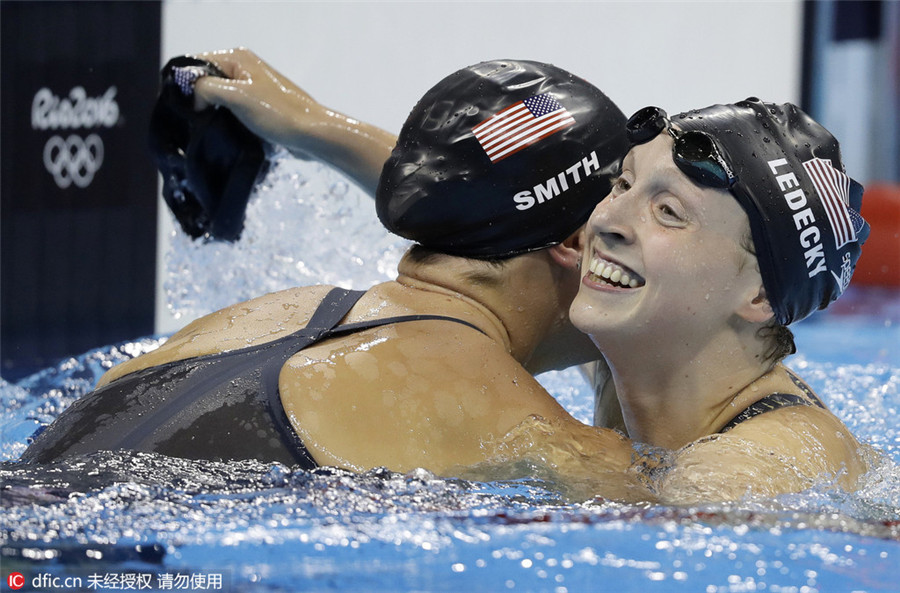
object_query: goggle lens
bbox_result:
[625,106,668,145]
[625,107,736,189]
[672,132,734,189]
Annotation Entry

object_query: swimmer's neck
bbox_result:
[603,333,778,449]
[395,250,575,371]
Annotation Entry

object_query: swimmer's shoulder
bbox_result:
[723,365,860,455]
[280,313,572,473]
[660,399,866,503]
[98,285,337,387]
[283,304,561,410]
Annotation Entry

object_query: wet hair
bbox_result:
[406,245,509,267]
[404,245,447,267]
[405,245,511,288]
[759,322,797,364]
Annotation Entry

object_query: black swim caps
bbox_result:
[149,56,268,242]
[376,59,628,259]
[628,98,869,325]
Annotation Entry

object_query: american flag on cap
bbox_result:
[172,66,206,97]
[472,93,575,163]
[802,157,856,249]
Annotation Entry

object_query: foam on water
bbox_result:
[1,154,898,592]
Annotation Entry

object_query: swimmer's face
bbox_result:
[569,134,765,348]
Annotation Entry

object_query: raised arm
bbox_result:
[192,48,397,195]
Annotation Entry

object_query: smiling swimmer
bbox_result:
[570,98,871,501]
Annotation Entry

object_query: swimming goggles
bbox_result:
[625,106,736,189]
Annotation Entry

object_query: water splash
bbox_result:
[2,320,898,593]
[2,149,898,591]
[164,150,410,321]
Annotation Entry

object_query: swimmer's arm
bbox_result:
[655,434,810,503]
[467,414,653,502]
[193,48,396,195]
[656,410,867,504]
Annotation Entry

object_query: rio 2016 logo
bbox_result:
[31,86,119,190]
[7,572,25,590]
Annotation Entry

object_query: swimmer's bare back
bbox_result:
[87,282,618,475]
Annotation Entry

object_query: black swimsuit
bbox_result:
[718,372,827,434]
[21,288,485,466]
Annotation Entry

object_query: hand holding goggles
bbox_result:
[625,106,736,189]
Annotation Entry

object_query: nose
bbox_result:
[588,189,636,245]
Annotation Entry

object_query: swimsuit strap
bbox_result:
[287,287,489,340]
[784,368,827,408]
[718,369,827,434]
[718,393,810,433]
[89,288,367,467]
[263,287,368,467]
[305,288,367,333]
[327,314,488,338]
[265,288,488,465]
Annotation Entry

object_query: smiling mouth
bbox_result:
[586,254,645,289]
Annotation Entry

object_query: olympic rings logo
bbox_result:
[42,133,104,189]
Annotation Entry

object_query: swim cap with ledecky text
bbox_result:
[671,98,869,325]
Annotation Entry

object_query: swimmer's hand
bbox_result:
[191,47,396,195]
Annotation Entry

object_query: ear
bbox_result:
[737,284,776,323]
[547,228,585,270]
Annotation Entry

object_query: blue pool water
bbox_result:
[2,157,898,592]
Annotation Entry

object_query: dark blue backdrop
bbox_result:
[1,1,161,379]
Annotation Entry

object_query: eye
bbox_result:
[655,200,687,224]
[610,175,632,196]
[659,203,680,218]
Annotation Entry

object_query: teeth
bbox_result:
[587,256,643,288]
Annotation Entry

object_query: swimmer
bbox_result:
[184,47,625,429]
[179,50,873,502]
[24,52,871,503]
[566,99,871,501]
[22,57,636,484]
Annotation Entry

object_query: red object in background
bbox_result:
[853,183,900,287]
